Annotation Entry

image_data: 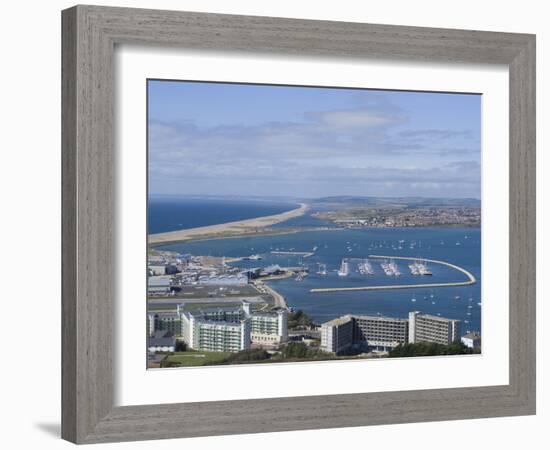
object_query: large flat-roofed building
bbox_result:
[250,309,288,346]
[147,276,172,295]
[320,315,354,354]
[353,315,409,350]
[197,273,248,286]
[179,301,287,353]
[180,307,250,353]
[408,311,460,345]
[321,311,460,353]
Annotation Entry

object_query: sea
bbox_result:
[151,198,482,335]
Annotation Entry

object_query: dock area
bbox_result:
[310,254,476,293]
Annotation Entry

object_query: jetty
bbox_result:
[310,254,476,293]
[270,251,314,258]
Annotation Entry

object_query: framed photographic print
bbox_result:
[62,5,536,444]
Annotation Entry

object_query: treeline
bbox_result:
[207,342,334,365]
[287,310,315,330]
[389,341,480,358]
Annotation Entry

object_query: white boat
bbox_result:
[338,259,349,277]
[245,254,262,260]
[358,259,374,275]
[316,263,327,276]
[388,260,401,276]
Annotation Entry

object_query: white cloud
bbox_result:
[148,105,480,198]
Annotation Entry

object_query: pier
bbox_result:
[310,254,476,293]
[270,251,314,258]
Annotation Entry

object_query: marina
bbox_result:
[310,255,476,293]
[156,213,481,332]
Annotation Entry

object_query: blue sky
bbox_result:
[148,80,481,199]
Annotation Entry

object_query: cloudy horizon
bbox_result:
[148,81,481,200]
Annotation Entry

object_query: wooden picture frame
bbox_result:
[62,5,536,444]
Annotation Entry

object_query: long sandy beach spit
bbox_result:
[149,203,308,245]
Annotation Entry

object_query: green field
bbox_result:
[163,351,232,367]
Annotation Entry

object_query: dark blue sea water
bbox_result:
[148,198,297,233]
[154,200,482,335]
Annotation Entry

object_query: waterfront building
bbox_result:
[320,311,460,353]
[320,315,354,354]
[259,265,284,277]
[180,307,250,353]
[194,320,251,353]
[250,309,288,346]
[197,273,248,286]
[461,331,481,349]
[179,301,287,353]
[353,315,409,350]
[408,311,460,345]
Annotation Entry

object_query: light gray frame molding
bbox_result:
[62,5,536,444]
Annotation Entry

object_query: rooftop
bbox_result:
[354,314,408,323]
[322,315,353,327]
[148,330,176,347]
[148,276,171,286]
[413,312,460,323]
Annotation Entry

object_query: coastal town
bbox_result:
[314,206,481,228]
[145,81,483,368]
[147,246,481,368]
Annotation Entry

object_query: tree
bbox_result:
[389,341,474,358]
[225,348,271,363]
[288,310,314,330]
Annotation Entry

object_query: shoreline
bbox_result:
[149,203,308,245]
[150,226,340,247]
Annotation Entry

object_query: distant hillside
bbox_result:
[312,196,481,208]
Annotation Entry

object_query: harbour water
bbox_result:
[154,200,482,334]
[148,198,297,234]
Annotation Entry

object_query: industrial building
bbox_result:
[147,276,172,295]
[408,311,461,345]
